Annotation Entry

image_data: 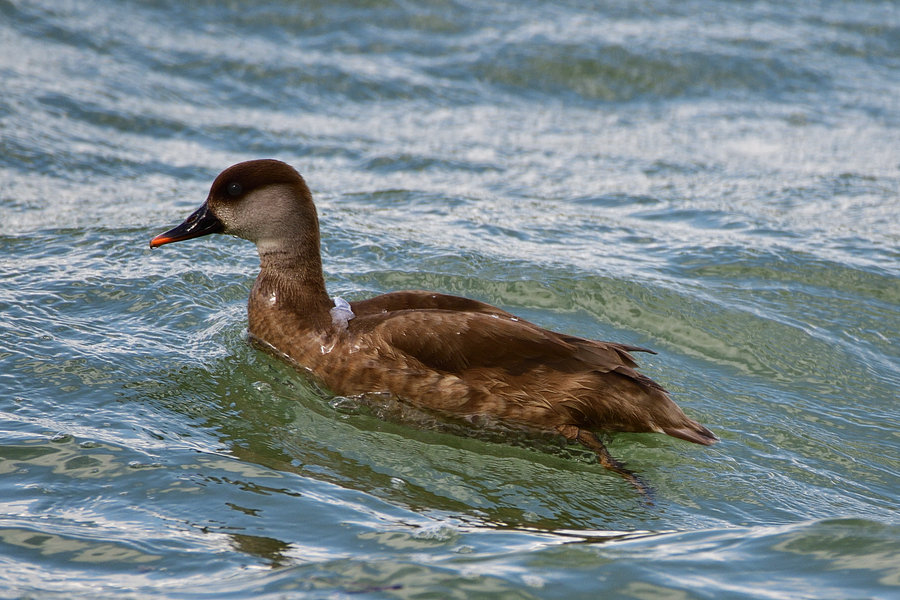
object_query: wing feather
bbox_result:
[351,306,653,388]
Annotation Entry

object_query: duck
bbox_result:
[150,159,716,493]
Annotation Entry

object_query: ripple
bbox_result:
[1,0,899,598]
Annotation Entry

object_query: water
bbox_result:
[1,0,899,597]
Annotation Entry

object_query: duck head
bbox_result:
[149,159,319,255]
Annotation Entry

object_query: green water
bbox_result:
[1,1,899,598]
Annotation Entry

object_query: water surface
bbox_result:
[1,1,899,598]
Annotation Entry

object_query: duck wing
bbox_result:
[351,301,653,386]
[350,290,520,320]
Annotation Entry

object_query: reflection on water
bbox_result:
[0,527,161,565]
[229,533,291,569]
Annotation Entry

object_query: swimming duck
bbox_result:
[150,159,716,491]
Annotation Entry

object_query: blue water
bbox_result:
[1,0,899,598]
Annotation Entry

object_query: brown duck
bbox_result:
[150,159,716,492]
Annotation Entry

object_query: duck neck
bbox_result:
[251,245,333,326]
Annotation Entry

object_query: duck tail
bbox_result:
[663,421,718,446]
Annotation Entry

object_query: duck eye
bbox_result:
[226,182,242,197]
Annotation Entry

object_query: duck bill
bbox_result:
[149,201,224,248]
